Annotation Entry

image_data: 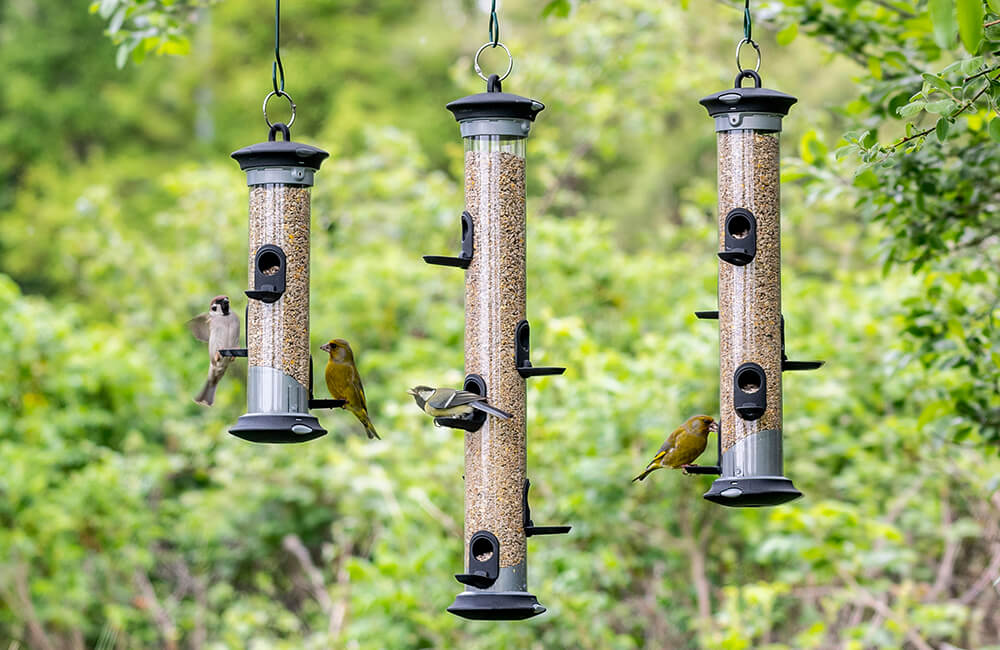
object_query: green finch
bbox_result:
[187,295,240,406]
[632,415,718,482]
[321,339,379,440]
[407,386,512,420]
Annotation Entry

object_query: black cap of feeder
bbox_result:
[228,89,334,443]
[695,35,804,507]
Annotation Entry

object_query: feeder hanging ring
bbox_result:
[263,90,296,129]
[736,37,761,74]
[474,41,513,83]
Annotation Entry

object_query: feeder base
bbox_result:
[229,413,327,444]
[703,476,802,507]
[447,590,546,621]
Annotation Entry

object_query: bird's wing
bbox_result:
[446,390,487,407]
[223,313,240,347]
[665,431,709,468]
[187,313,210,342]
[325,360,364,406]
[426,389,482,410]
[350,367,368,410]
[646,427,683,466]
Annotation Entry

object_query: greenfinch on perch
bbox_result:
[321,339,380,440]
[632,415,718,482]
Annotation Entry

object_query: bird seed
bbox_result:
[247,184,312,391]
[463,149,528,569]
[717,131,783,452]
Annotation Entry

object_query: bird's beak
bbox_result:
[221,299,230,315]
[406,388,417,396]
[709,421,720,433]
[319,343,330,352]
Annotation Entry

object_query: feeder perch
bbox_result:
[424,211,475,269]
[441,73,565,622]
[228,124,332,444]
[699,70,803,507]
[515,320,565,378]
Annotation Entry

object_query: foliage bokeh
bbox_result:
[1,1,998,648]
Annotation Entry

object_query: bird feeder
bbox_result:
[424,50,569,620]
[228,121,342,443]
[696,67,821,506]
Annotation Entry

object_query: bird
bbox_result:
[187,295,241,406]
[321,339,379,440]
[632,415,718,482]
[407,386,512,421]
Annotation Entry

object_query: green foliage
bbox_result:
[1,1,998,648]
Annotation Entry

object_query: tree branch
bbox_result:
[926,498,960,601]
[133,571,177,650]
[892,72,1000,149]
[837,568,934,650]
[282,534,338,636]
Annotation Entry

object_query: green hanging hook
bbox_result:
[489,0,499,47]
[743,0,752,42]
[272,0,285,94]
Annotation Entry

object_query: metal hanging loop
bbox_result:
[263,90,296,129]
[736,38,761,73]
[474,41,513,82]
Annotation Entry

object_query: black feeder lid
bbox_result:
[231,139,329,171]
[446,91,545,124]
[699,71,798,118]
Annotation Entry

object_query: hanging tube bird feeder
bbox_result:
[425,35,569,620]
[696,38,821,506]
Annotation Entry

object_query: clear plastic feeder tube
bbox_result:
[463,132,528,578]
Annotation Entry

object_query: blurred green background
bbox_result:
[2,1,998,648]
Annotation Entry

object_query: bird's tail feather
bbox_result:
[470,401,513,420]
[349,407,381,439]
[631,463,659,483]
[194,379,217,406]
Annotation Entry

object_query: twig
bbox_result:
[986,18,1000,28]
[678,489,712,625]
[926,498,960,601]
[0,564,55,650]
[964,64,1000,82]
[282,535,336,633]
[837,568,934,650]
[871,0,915,18]
[133,571,177,650]
[893,71,1000,149]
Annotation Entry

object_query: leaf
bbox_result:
[777,22,799,46]
[108,7,127,35]
[922,73,952,94]
[925,99,956,113]
[115,43,131,69]
[989,117,1000,141]
[541,0,572,17]
[957,0,984,54]
[936,117,950,142]
[962,56,985,76]
[989,0,1000,12]
[898,101,926,117]
[928,0,957,49]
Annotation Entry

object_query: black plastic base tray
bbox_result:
[229,413,327,444]
[447,591,546,621]
[703,476,802,507]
